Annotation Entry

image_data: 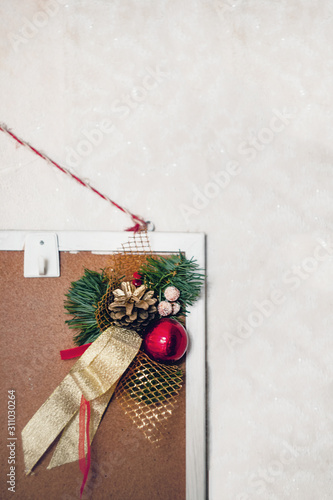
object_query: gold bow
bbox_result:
[22,326,142,473]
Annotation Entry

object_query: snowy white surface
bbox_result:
[1,1,333,499]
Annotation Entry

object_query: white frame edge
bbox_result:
[0,230,206,500]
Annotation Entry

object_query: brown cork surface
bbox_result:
[0,251,185,500]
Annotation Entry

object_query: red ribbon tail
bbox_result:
[126,222,143,232]
[79,395,91,498]
[60,343,92,360]
[126,215,148,232]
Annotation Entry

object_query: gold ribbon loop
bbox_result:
[22,326,142,474]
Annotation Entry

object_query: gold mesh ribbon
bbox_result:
[95,232,185,443]
[116,352,184,443]
[21,326,142,473]
[96,231,152,332]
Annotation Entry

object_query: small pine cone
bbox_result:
[164,286,180,302]
[108,282,157,331]
[172,302,181,314]
[158,301,173,317]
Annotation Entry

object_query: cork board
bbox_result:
[0,250,186,500]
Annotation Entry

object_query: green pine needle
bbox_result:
[139,252,205,315]
[64,269,108,346]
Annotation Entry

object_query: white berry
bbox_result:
[158,301,173,316]
[164,286,180,302]
[172,302,181,314]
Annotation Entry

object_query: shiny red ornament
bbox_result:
[142,318,188,362]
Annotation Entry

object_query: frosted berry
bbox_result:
[172,302,181,314]
[158,301,173,317]
[164,286,180,302]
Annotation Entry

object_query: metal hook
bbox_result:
[145,221,155,231]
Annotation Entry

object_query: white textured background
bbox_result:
[1,1,333,499]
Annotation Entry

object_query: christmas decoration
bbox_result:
[1,120,206,498]
[21,232,204,497]
[142,318,188,362]
[108,281,157,330]
[116,351,184,443]
[157,300,173,317]
[139,252,204,316]
[132,272,142,287]
[64,269,108,345]
[164,285,180,302]
[22,326,142,494]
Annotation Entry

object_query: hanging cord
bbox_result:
[0,124,151,232]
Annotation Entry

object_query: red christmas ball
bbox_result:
[142,318,188,363]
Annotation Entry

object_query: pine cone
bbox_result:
[108,282,157,331]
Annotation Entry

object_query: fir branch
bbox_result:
[139,252,204,315]
[64,269,108,346]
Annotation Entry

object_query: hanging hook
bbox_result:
[145,221,155,231]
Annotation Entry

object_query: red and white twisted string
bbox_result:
[0,124,149,232]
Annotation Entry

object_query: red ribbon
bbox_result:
[60,344,92,497]
[125,222,143,232]
[60,344,92,360]
[79,395,91,498]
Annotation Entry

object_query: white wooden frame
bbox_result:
[0,230,206,500]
